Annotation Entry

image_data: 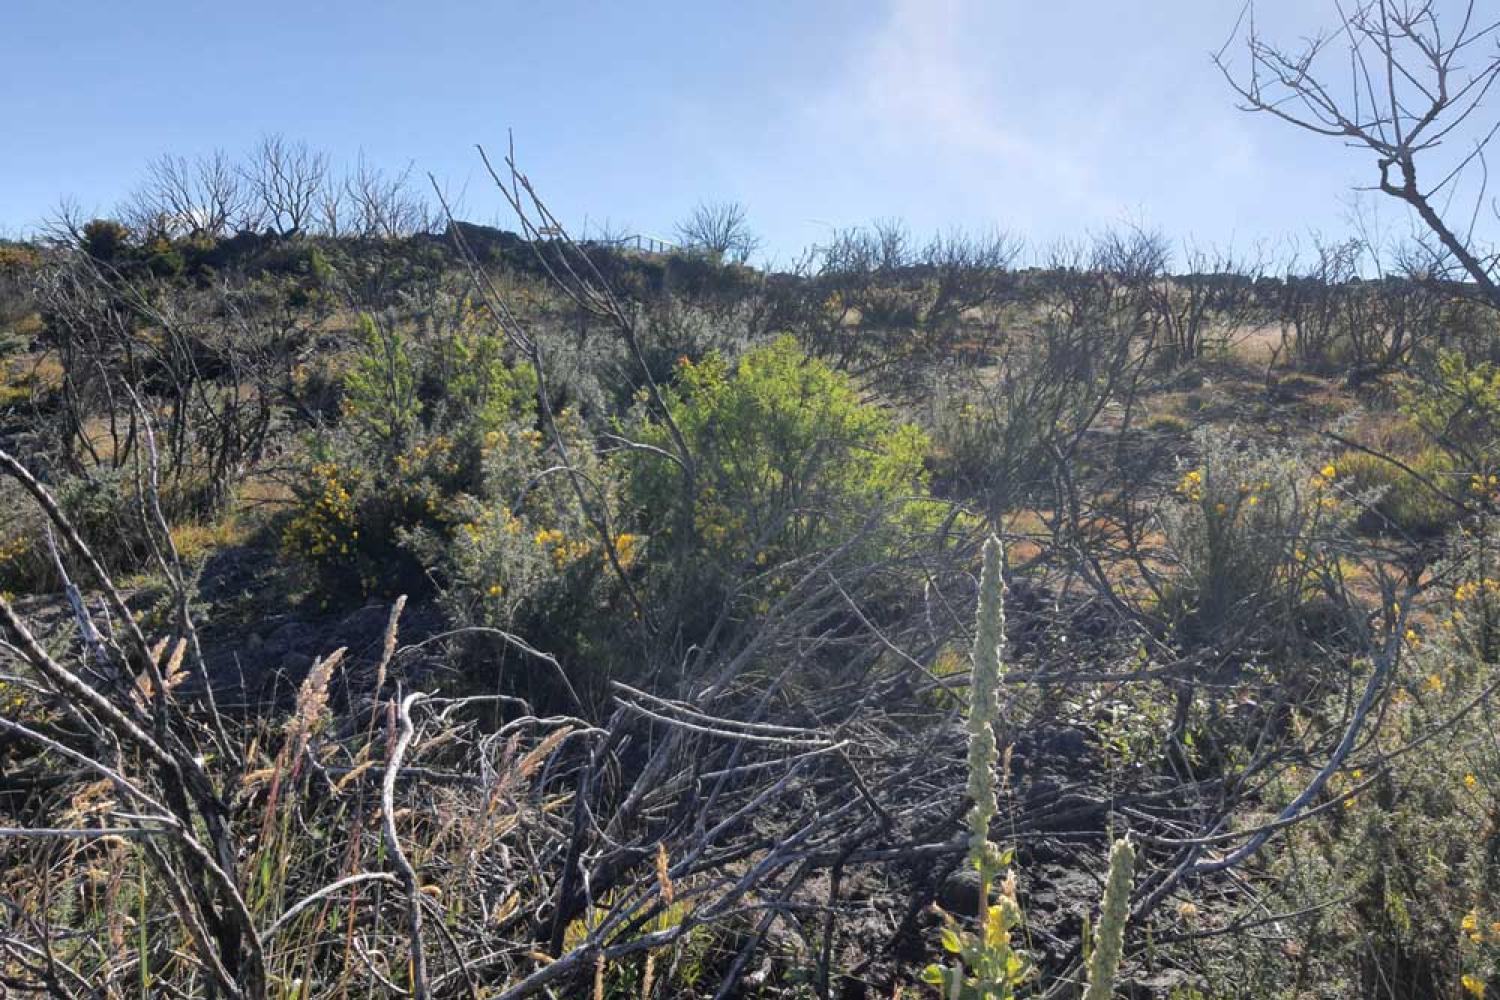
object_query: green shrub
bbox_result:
[142,235,185,277]
[1160,428,1354,650]
[282,303,586,613]
[0,469,156,593]
[1335,446,1454,540]
[1142,411,1191,435]
[340,312,422,451]
[1242,601,1500,997]
[1438,514,1500,665]
[80,219,130,262]
[435,410,623,612]
[1402,351,1500,466]
[621,335,935,619]
[283,428,477,599]
[0,244,40,274]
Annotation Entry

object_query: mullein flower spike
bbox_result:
[967,536,1006,883]
[1082,837,1136,1000]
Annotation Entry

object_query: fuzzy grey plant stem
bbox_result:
[1082,837,1136,1000]
[967,535,1006,909]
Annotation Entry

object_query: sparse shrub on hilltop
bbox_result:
[0,242,41,351]
[79,218,131,262]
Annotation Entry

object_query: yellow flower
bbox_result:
[1321,463,1337,479]
[1176,468,1205,501]
[1426,673,1445,693]
[1463,911,1479,934]
[1464,973,1485,997]
[487,584,503,598]
[1465,773,1479,790]
[611,533,640,570]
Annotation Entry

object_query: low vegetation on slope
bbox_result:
[6,108,1500,997]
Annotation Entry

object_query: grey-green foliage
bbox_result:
[966,534,1005,880]
[1160,426,1353,650]
[1082,838,1136,1000]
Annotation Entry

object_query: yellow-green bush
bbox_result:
[434,408,628,629]
[283,306,544,600]
[1143,411,1191,435]
[1335,446,1455,540]
[622,335,937,620]
[1402,351,1500,468]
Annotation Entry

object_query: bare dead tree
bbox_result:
[674,199,762,263]
[243,134,329,237]
[1217,0,1500,306]
[129,149,248,239]
[346,155,433,239]
[317,175,348,238]
[1274,236,1363,368]
[1150,243,1265,363]
[793,220,1018,385]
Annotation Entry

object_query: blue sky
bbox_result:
[2,0,1482,263]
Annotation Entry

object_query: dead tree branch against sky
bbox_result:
[1216,0,1500,304]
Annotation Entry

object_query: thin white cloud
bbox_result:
[800,0,1115,229]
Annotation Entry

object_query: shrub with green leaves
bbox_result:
[1160,428,1355,651]
[283,304,546,600]
[1335,446,1454,540]
[1437,513,1500,665]
[432,407,631,636]
[0,468,160,593]
[1237,629,1500,996]
[1402,350,1500,470]
[621,335,935,619]
[80,219,131,262]
[340,312,422,451]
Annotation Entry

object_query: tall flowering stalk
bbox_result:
[925,536,1028,998]
[967,535,1006,902]
[924,536,1135,998]
[1082,837,1135,1000]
